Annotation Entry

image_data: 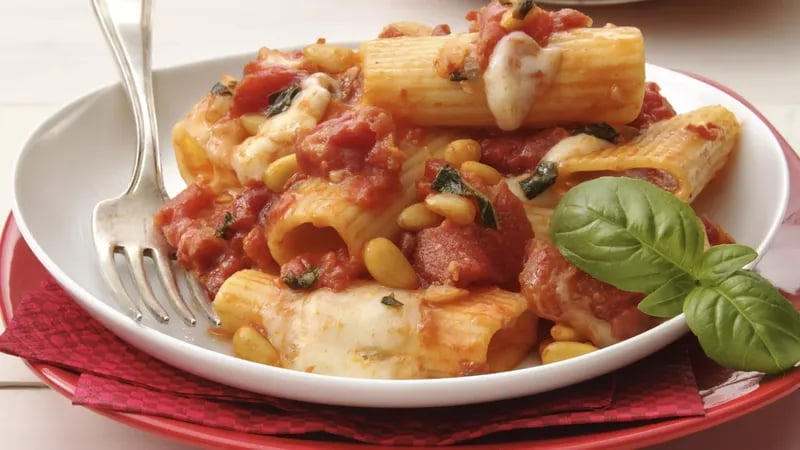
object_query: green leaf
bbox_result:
[550,177,705,294]
[214,211,235,239]
[638,273,696,318]
[683,270,800,374]
[281,266,320,290]
[430,165,466,195]
[210,81,233,96]
[571,123,619,143]
[431,166,499,229]
[519,161,558,199]
[380,293,404,308]
[449,70,469,82]
[512,0,535,19]
[265,83,300,117]
[695,244,757,283]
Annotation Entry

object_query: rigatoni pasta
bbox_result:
[360,27,645,129]
[214,270,537,379]
[266,131,453,265]
[554,105,739,202]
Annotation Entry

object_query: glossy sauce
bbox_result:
[296,106,406,209]
[154,184,278,296]
[407,166,533,290]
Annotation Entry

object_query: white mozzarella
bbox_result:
[483,31,560,131]
[231,73,337,184]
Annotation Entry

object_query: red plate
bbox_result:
[2,73,800,449]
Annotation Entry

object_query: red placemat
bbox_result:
[0,278,705,446]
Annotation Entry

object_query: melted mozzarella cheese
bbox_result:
[263,284,424,379]
[483,31,561,131]
[231,73,337,184]
[540,133,614,163]
[505,134,614,207]
[257,48,306,69]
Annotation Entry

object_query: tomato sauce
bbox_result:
[479,127,571,175]
[432,24,452,36]
[154,184,278,297]
[407,171,533,290]
[629,82,677,130]
[296,106,406,209]
[280,249,363,292]
[466,1,591,70]
[519,238,653,342]
[701,215,735,245]
[686,122,722,141]
[228,63,304,118]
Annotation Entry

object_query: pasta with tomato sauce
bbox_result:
[154,0,741,379]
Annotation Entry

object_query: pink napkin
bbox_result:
[0,278,705,446]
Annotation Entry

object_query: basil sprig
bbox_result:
[550,177,800,374]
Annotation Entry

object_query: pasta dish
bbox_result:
[153,0,743,379]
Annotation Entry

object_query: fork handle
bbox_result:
[91,0,165,196]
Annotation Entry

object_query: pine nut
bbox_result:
[424,193,476,225]
[263,154,299,192]
[397,202,443,231]
[363,237,418,289]
[444,139,481,167]
[232,326,280,366]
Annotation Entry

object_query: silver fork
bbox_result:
[90,0,218,326]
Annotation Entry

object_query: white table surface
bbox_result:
[1,0,798,448]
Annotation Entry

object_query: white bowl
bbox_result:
[11,56,789,407]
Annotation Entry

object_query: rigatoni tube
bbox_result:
[360,27,645,129]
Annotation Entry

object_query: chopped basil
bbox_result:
[265,83,301,117]
[380,294,404,308]
[431,165,466,195]
[572,123,619,143]
[449,70,468,82]
[512,0,536,20]
[282,266,320,290]
[519,161,558,199]
[448,58,479,82]
[431,166,499,229]
[214,212,235,239]
[210,82,233,96]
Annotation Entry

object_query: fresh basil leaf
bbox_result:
[431,166,499,229]
[550,177,705,293]
[380,294,404,308]
[695,244,757,283]
[683,270,800,374]
[474,196,499,229]
[449,70,468,82]
[512,0,535,19]
[214,211,235,239]
[210,81,233,96]
[282,266,320,290]
[265,83,300,117]
[638,273,696,318]
[431,166,467,195]
[572,123,619,143]
[519,161,558,199]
